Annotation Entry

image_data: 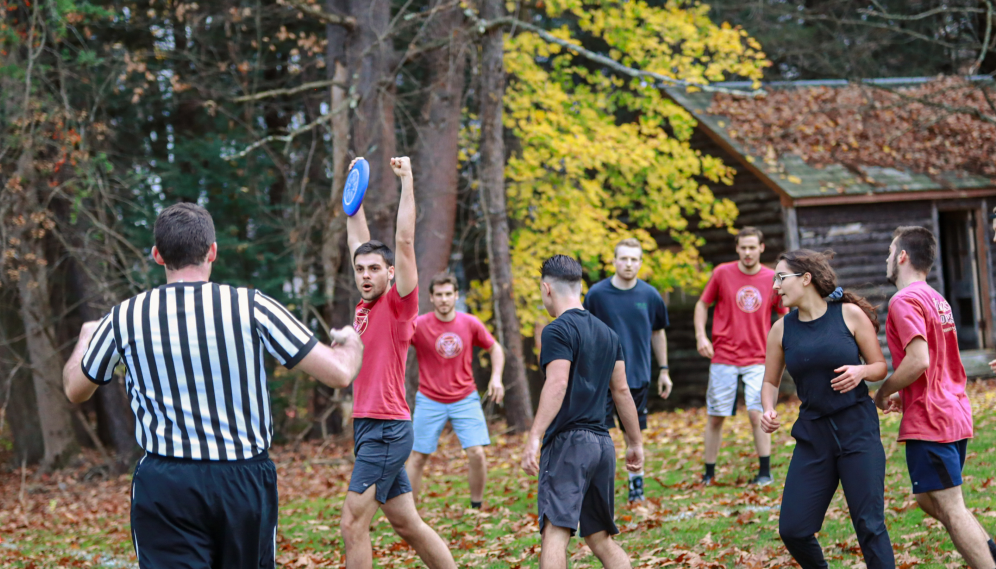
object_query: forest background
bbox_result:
[1,0,995,472]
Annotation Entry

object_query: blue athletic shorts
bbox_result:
[412,391,491,455]
[905,439,968,494]
[349,419,413,504]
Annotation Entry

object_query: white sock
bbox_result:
[629,471,644,480]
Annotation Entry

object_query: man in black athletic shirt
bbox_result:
[521,255,644,569]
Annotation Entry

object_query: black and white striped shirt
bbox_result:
[82,282,317,460]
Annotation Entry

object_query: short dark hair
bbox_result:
[153,203,216,270]
[893,226,936,273]
[429,273,458,295]
[736,226,764,245]
[353,240,395,266]
[541,255,583,285]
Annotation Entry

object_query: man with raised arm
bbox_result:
[339,156,456,569]
[522,255,644,569]
[62,203,364,569]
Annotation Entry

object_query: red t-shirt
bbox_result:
[413,312,496,404]
[886,281,973,443]
[700,262,787,366]
[351,284,419,420]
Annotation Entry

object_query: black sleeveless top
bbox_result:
[782,302,868,419]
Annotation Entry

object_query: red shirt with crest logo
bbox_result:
[886,281,973,443]
[352,284,419,420]
[413,312,496,404]
[700,262,788,366]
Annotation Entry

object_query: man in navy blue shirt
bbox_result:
[583,238,669,501]
[522,255,643,569]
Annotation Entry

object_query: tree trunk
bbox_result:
[404,2,469,410]
[479,0,533,432]
[16,222,79,469]
[313,0,352,439]
[347,0,398,245]
[322,0,351,320]
[0,293,44,466]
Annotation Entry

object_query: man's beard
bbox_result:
[886,257,898,286]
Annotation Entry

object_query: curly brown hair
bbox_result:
[778,249,880,333]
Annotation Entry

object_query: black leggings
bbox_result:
[779,401,895,569]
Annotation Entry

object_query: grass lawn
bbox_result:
[1,380,994,568]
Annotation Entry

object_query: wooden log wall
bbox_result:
[797,201,941,329]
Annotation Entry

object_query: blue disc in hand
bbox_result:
[342,158,370,217]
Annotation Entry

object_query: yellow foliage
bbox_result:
[475,1,768,337]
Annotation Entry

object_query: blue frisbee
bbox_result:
[342,158,369,216]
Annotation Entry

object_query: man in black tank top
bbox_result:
[521,256,644,569]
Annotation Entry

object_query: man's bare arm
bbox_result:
[694,299,715,359]
[295,326,365,389]
[610,360,645,472]
[63,321,101,404]
[521,360,570,475]
[392,157,417,297]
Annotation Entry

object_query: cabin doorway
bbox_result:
[937,209,988,350]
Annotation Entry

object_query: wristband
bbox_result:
[659,365,669,371]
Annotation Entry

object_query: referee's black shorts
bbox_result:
[131,451,278,569]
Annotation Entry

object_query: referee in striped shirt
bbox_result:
[61,203,364,569]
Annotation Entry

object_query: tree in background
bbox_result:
[708,0,995,80]
[483,0,769,335]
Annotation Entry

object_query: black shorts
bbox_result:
[131,451,278,569]
[349,419,414,504]
[605,384,649,431]
[538,429,618,538]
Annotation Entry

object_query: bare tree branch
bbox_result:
[463,8,765,98]
[861,80,996,126]
[279,0,355,29]
[231,78,346,102]
[221,94,356,160]
[858,5,986,21]
[977,0,994,72]
[802,14,962,50]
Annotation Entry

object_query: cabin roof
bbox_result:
[664,76,996,207]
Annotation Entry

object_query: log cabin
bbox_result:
[658,77,996,408]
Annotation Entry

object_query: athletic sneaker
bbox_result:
[700,473,714,486]
[628,476,645,502]
[748,474,773,486]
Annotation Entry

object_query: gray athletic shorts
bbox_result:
[538,429,618,538]
[349,419,413,504]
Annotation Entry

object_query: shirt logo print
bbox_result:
[435,332,463,359]
[736,285,763,313]
[934,298,956,330]
[353,308,371,336]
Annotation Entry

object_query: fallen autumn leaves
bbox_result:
[2,380,995,568]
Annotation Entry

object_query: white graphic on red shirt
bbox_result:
[934,298,956,331]
[736,285,763,313]
[435,332,463,359]
[353,307,370,336]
